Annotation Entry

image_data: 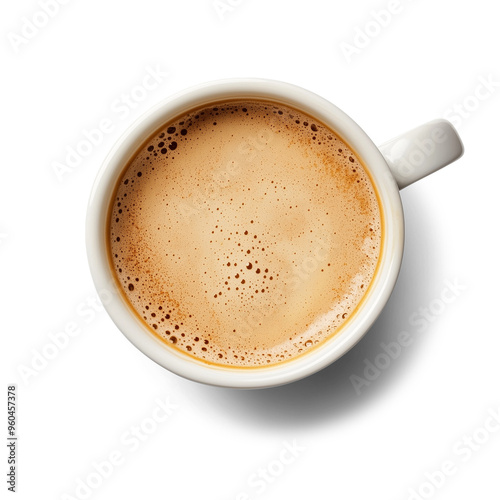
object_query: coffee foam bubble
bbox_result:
[109,100,381,367]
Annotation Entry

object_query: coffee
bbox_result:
[108,100,382,367]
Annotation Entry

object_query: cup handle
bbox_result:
[378,119,464,190]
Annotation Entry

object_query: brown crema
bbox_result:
[108,100,382,367]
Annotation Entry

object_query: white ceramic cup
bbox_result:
[86,79,464,389]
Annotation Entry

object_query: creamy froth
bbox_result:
[108,100,382,367]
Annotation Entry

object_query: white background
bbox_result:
[2,0,499,499]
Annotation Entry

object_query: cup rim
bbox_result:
[86,78,404,388]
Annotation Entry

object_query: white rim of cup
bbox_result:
[86,78,404,389]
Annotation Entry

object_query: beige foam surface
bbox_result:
[109,100,381,367]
